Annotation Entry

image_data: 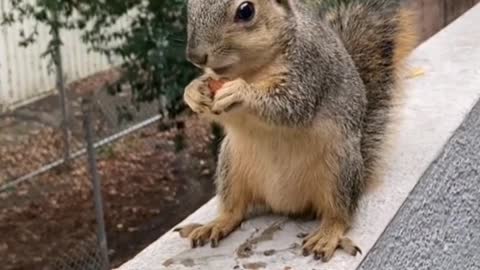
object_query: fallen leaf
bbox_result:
[406,67,425,79]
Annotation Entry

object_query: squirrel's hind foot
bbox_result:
[301,221,361,262]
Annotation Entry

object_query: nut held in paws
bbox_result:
[207,78,228,94]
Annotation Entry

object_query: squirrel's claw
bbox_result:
[174,223,203,238]
[301,226,361,262]
[176,219,236,249]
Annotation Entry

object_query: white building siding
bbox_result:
[0,0,114,112]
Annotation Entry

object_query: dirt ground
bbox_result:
[0,114,217,270]
[0,70,219,270]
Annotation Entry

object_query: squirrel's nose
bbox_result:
[187,50,208,67]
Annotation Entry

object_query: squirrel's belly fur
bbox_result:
[225,115,343,216]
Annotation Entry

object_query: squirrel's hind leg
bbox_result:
[301,135,364,262]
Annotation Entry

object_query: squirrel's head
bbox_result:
[186,0,294,79]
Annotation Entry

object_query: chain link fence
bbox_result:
[0,71,217,270]
[0,67,163,190]
[0,23,217,270]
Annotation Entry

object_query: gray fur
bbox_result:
[187,0,411,218]
[187,1,228,49]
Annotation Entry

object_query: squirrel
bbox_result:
[176,0,417,262]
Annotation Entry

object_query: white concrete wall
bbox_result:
[0,0,115,112]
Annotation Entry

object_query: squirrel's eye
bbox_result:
[235,1,255,22]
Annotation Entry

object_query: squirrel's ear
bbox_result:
[273,0,293,13]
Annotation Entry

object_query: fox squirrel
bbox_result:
[177,0,417,262]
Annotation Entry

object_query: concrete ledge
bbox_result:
[119,4,480,270]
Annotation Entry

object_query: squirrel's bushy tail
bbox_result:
[323,0,418,183]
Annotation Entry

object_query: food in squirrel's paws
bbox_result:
[207,78,228,94]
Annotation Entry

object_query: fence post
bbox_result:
[52,9,71,166]
[82,96,111,270]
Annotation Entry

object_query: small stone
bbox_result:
[263,249,276,256]
[296,232,309,238]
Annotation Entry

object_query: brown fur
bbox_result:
[213,62,344,219]
[181,0,417,261]
[393,9,419,70]
[225,118,343,217]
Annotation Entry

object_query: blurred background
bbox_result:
[0,0,478,269]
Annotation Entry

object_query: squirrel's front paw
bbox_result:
[184,78,213,114]
[211,79,249,114]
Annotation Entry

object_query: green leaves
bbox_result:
[5,0,195,118]
[79,0,196,117]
